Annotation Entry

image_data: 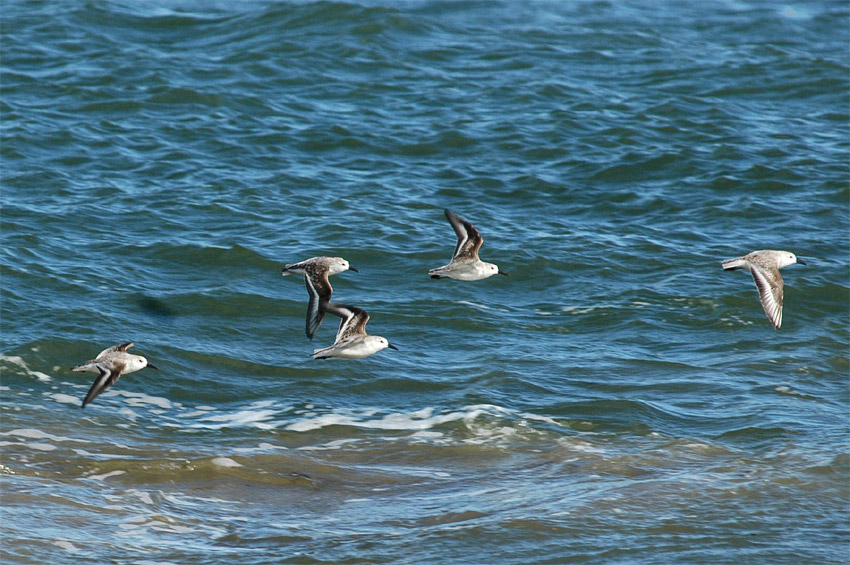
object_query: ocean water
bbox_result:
[2,0,848,562]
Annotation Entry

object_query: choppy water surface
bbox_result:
[2,1,848,562]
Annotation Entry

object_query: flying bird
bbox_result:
[312,303,397,359]
[721,249,806,330]
[428,208,508,281]
[282,256,357,339]
[72,342,158,408]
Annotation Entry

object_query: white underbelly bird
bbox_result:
[721,249,806,330]
[312,303,398,359]
[71,342,158,408]
[428,208,508,281]
[282,256,357,339]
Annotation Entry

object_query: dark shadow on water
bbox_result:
[136,295,177,319]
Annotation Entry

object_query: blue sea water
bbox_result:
[2,0,849,562]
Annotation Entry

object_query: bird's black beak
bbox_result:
[349,266,359,272]
[498,270,509,276]
[147,363,159,370]
[387,343,399,351]
[797,258,807,265]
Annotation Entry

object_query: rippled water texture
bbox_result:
[2,1,849,563]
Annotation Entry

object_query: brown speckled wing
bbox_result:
[445,209,483,261]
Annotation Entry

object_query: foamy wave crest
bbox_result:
[286,404,572,444]
[164,400,286,431]
[0,355,53,382]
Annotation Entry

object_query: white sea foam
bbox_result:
[118,514,217,538]
[286,404,570,442]
[89,470,126,481]
[0,355,52,382]
[159,494,196,507]
[121,392,173,410]
[130,489,155,506]
[49,393,81,405]
[558,437,606,454]
[194,409,281,430]
[287,413,358,432]
[2,442,57,451]
[2,428,87,443]
[233,442,287,454]
[211,457,242,468]
[257,442,282,451]
[249,400,277,409]
[297,438,360,451]
[562,304,615,315]
[456,300,510,313]
[52,540,79,552]
[155,403,573,447]
[286,406,472,432]
[774,386,821,401]
[118,408,142,420]
[521,412,565,427]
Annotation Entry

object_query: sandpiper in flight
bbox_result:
[282,256,357,339]
[72,342,158,408]
[312,302,398,359]
[428,208,508,281]
[721,249,806,330]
